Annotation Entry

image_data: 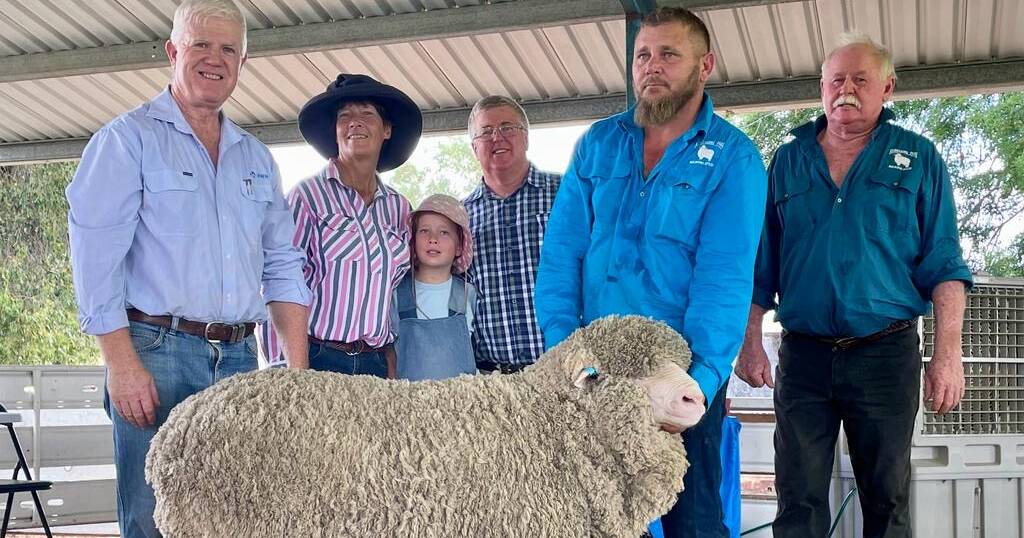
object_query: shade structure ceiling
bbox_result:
[1,0,1023,164]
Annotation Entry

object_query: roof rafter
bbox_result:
[0,0,800,84]
[7,57,1024,166]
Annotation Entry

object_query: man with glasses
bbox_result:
[463,95,561,373]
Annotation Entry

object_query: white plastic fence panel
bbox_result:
[39,424,114,467]
[7,479,118,530]
[38,368,105,409]
[739,422,775,474]
[0,371,35,409]
[0,425,34,470]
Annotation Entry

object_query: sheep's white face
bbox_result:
[636,363,706,433]
[566,353,706,433]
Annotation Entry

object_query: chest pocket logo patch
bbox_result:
[888,149,916,171]
[690,140,724,167]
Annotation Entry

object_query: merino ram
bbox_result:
[146,315,707,538]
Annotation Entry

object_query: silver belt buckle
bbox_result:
[832,336,857,349]
[345,341,367,356]
[204,321,240,343]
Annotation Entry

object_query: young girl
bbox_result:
[392,194,477,381]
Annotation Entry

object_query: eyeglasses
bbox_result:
[472,123,526,141]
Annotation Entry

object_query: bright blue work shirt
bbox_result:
[752,109,972,338]
[535,94,768,402]
[67,88,310,335]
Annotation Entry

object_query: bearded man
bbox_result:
[535,7,767,538]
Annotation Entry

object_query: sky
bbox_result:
[270,123,592,192]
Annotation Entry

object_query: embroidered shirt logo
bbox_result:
[697,145,715,161]
[690,141,724,167]
[887,149,917,171]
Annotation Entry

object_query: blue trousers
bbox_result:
[105,321,258,538]
[308,342,388,377]
[660,383,730,538]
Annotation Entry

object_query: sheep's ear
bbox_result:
[572,366,600,389]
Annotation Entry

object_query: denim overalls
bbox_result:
[395,273,477,381]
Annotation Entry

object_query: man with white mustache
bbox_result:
[735,32,971,538]
[65,1,310,536]
[535,7,767,538]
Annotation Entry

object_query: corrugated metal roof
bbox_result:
[2,0,1024,163]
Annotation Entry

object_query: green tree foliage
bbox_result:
[0,162,99,365]
[388,137,482,206]
[733,95,1024,276]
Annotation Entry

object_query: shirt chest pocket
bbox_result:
[773,174,815,240]
[384,225,410,269]
[865,168,923,235]
[238,177,275,232]
[583,157,632,233]
[654,172,718,248]
[511,211,548,258]
[142,170,201,236]
[319,214,364,264]
[240,178,274,203]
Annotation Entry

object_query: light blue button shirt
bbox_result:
[67,88,310,335]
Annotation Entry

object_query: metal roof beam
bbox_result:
[664,0,805,8]
[0,0,800,85]
[709,59,1024,113]
[8,57,1023,165]
[0,0,622,84]
[0,94,627,166]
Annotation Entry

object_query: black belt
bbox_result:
[791,319,917,351]
[476,361,529,374]
[127,308,255,343]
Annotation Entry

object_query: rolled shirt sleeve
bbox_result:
[260,161,311,306]
[66,124,143,335]
[911,150,973,295]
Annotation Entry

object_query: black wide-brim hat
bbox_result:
[298,74,423,172]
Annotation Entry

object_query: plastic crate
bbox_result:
[830,474,1023,538]
[919,357,1024,436]
[922,277,1024,359]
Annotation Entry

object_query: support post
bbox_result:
[620,0,657,107]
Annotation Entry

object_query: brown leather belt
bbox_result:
[127,308,255,343]
[792,318,917,351]
[309,337,384,355]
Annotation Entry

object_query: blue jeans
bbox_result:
[104,321,258,538]
[659,383,729,538]
[308,342,387,377]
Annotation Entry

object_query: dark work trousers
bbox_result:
[772,326,921,538]
[660,383,729,538]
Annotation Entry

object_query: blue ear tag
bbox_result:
[573,366,601,388]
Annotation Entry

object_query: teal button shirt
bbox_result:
[536,94,768,402]
[752,108,972,338]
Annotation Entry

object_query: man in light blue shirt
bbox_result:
[535,7,766,538]
[65,1,310,536]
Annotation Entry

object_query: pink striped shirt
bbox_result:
[260,161,411,364]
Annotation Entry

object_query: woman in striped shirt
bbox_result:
[261,74,423,376]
